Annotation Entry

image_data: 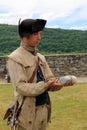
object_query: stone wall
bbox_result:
[45,53,87,77]
[0,53,87,78]
[0,56,7,78]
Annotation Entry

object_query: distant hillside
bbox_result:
[0,24,87,56]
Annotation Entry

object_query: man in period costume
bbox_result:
[6,18,73,130]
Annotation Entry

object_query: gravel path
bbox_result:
[77,77,87,83]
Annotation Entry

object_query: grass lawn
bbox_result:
[0,83,87,130]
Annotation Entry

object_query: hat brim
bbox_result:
[31,19,47,33]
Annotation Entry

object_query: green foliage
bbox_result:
[0,24,87,56]
[0,24,20,56]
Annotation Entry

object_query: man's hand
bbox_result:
[47,78,63,89]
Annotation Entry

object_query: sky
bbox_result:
[0,0,87,30]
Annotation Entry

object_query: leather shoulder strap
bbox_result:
[28,57,39,83]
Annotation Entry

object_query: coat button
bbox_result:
[28,121,32,124]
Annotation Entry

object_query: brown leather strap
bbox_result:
[28,57,39,83]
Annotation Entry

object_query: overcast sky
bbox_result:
[0,0,87,30]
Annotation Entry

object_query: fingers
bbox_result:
[47,79,63,88]
[63,80,74,87]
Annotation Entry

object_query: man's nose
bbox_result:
[38,32,41,40]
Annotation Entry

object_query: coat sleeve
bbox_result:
[7,59,48,97]
[40,55,63,91]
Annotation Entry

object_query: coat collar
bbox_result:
[21,41,39,55]
[7,46,44,67]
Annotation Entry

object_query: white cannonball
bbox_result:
[59,75,77,85]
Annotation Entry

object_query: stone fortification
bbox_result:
[45,53,87,77]
[0,56,6,77]
[0,53,87,78]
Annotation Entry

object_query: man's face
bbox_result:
[25,31,41,47]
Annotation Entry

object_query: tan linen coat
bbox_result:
[6,46,62,130]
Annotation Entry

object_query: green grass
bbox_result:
[0,83,87,130]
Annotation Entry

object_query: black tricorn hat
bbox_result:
[18,18,47,37]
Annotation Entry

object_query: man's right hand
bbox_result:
[47,78,63,89]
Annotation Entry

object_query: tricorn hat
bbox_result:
[18,18,47,37]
